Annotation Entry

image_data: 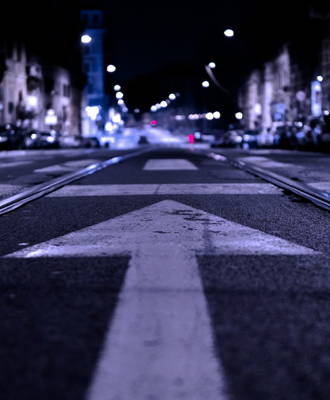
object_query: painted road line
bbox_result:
[34,159,101,174]
[309,182,330,194]
[144,159,198,170]
[237,156,300,170]
[0,161,33,168]
[48,183,283,197]
[6,201,318,399]
[206,152,330,212]
[0,148,153,216]
[0,185,24,198]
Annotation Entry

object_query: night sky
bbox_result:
[1,1,329,115]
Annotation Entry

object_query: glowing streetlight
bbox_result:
[213,111,221,119]
[114,85,121,91]
[118,99,124,105]
[208,62,216,69]
[81,34,92,44]
[160,101,168,108]
[224,29,235,38]
[317,75,324,83]
[169,93,176,100]
[116,92,124,99]
[107,64,117,73]
[202,80,210,88]
[235,112,243,120]
[206,112,214,121]
[151,105,157,112]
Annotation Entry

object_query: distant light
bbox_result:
[188,114,199,120]
[224,29,235,38]
[151,105,157,112]
[151,120,157,126]
[235,112,243,120]
[85,106,100,121]
[254,103,262,115]
[116,92,124,99]
[206,112,214,120]
[175,115,185,121]
[213,111,221,119]
[202,80,210,88]
[27,95,38,108]
[169,93,176,100]
[317,75,324,83]
[112,113,122,124]
[324,110,330,116]
[208,62,216,69]
[81,34,92,44]
[194,132,202,140]
[107,64,117,73]
[160,101,168,108]
[114,85,121,91]
[188,134,195,144]
[134,109,140,113]
[118,99,124,105]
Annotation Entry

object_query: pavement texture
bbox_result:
[0,147,329,399]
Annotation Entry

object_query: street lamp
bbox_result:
[107,64,117,73]
[202,80,210,88]
[317,75,324,83]
[114,85,121,91]
[213,111,221,119]
[116,92,124,99]
[81,34,92,44]
[208,62,216,69]
[160,101,168,108]
[224,29,235,38]
[235,112,243,120]
[118,99,124,105]
[169,93,176,100]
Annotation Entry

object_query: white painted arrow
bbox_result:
[6,200,317,400]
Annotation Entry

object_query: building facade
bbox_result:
[0,42,82,135]
[239,42,329,143]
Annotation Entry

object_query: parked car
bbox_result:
[211,130,243,148]
[23,130,60,149]
[58,135,83,148]
[0,124,26,149]
[242,130,259,149]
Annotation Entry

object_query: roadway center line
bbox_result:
[48,183,283,197]
[144,159,198,170]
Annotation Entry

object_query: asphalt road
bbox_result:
[0,147,330,400]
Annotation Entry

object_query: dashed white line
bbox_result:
[144,159,198,170]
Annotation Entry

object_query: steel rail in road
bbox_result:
[0,148,154,216]
[206,151,330,212]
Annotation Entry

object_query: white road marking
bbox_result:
[0,184,24,197]
[5,201,318,400]
[48,183,282,197]
[34,159,100,173]
[238,156,301,170]
[144,159,198,170]
[34,165,74,174]
[309,181,330,193]
[0,161,33,168]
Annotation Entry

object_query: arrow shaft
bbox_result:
[87,245,228,400]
